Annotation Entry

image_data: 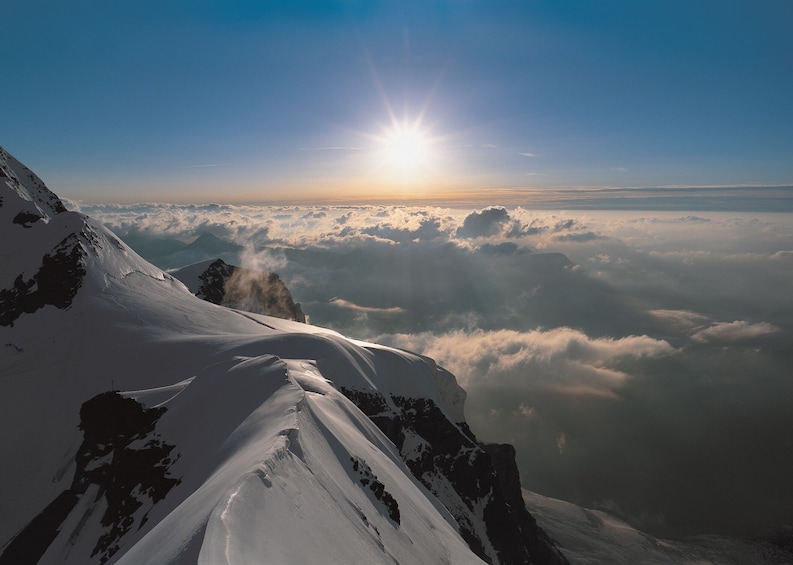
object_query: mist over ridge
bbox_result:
[80,201,793,539]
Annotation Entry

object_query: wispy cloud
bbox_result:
[520,152,537,157]
[329,298,404,314]
[298,146,361,151]
[691,320,780,343]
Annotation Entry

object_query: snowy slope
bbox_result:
[0,146,564,564]
[524,490,793,565]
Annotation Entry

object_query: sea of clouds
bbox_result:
[76,201,793,538]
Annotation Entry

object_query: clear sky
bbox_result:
[3,0,792,203]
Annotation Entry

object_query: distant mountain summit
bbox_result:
[119,231,244,270]
[170,258,306,323]
[0,145,568,564]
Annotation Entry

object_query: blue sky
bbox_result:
[3,0,792,203]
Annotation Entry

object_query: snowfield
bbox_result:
[524,489,793,565]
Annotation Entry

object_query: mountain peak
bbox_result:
[170,258,306,323]
[0,147,567,565]
[0,146,67,221]
[187,231,243,254]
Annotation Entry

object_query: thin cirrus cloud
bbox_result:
[691,320,781,344]
[329,298,405,314]
[298,146,362,151]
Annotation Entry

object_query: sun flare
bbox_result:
[384,126,428,172]
[375,121,435,180]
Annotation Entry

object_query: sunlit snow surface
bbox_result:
[0,147,482,564]
[1,260,480,563]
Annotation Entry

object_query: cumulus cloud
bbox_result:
[477,242,523,256]
[360,217,446,243]
[674,215,711,224]
[456,206,512,238]
[453,207,595,242]
[377,327,674,396]
[554,231,600,242]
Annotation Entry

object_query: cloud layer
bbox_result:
[79,202,793,538]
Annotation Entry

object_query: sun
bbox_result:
[383,125,428,173]
[375,121,434,180]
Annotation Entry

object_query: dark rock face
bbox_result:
[0,232,87,327]
[1,147,89,327]
[12,210,42,228]
[0,392,180,565]
[350,456,401,524]
[341,388,569,565]
[77,392,180,563]
[191,258,306,322]
[483,443,568,565]
[195,258,235,305]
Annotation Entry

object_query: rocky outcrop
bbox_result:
[0,231,88,327]
[0,147,90,327]
[0,392,179,565]
[175,258,306,322]
[342,388,569,565]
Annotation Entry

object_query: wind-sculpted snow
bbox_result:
[1,146,564,563]
[112,355,485,565]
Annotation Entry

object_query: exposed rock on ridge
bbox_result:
[0,392,178,565]
[342,387,569,565]
[170,258,306,322]
[0,147,99,327]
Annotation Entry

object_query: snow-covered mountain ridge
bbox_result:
[0,146,566,564]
